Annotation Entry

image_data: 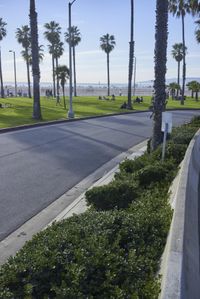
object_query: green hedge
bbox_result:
[170,126,197,145]
[85,180,138,211]
[136,161,176,187]
[0,197,171,298]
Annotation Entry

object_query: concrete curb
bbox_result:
[159,129,200,299]
[0,140,147,266]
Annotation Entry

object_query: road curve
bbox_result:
[0,110,199,241]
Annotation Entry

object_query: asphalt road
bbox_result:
[0,110,199,241]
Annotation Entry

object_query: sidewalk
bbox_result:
[0,140,147,265]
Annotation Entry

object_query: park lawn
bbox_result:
[0,95,199,129]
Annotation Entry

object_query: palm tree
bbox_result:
[192,81,200,100]
[187,80,196,97]
[56,65,70,110]
[127,0,134,109]
[29,0,42,120]
[65,26,81,97]
[100,34,116,96]
[187,80,200,100]
[151,0,168,151]
[16,25,32,98]
[168,0,196,105]
[54,41,64,104]
[171,43,187,96]
[44,21,61,98]
[168,82,180,99]
[0,18,7,98]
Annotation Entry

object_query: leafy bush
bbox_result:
[118,154,150,174]
[165,142,188,164]
[85,180,138,211]
[136,161,176,187]
[0,205,171,299]
[170,126,197,145]
[117,152,158,178]
[190,115,200,126]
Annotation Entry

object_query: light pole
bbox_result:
[68,0,76,119]
[9,50,17,97]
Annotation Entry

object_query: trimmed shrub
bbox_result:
[165,142,188,165]
[85,180,138,211]
[170,126,197,145]
[0,205,171,299]
[136,163,170,187]
[118,152,154,175]
[0,187,172,298]
[190,115,200,126]
[118,156,146,174]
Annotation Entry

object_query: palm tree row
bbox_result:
[168,0,200,105]
[1,0,200,144]
[44,22,81,101]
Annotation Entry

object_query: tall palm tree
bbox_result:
[151,0,168,151]
[127,0,134,109]
[16,25,32,98]
[100,34,116,96]
[54,41,64,104]
[56,65,70,110]
[65,26,81,97]
[29,0,42,120]
[0,18,7,98]
[44,21,61,98]
[171,43,187,96]
[169,0,196,105]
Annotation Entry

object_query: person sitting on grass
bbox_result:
[103,96,109,100]
[120,101,127,109]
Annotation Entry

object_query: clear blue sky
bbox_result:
[0,0,199,85]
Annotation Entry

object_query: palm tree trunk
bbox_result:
[62,85,66,109]
[151,0,168,151]
[52,53,56,98]
[107,52,110,96]
[72,46,77,97]
[29,0,42,120]
[127,0,134,109]
[0,48,4,98]
[181,13,186,105]
[26,48,32,98]
[56,57,60,104]
[177,60,180,97]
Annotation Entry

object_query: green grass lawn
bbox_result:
[0,95,199,129]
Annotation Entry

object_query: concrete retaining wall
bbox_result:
[160,130,200,299]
